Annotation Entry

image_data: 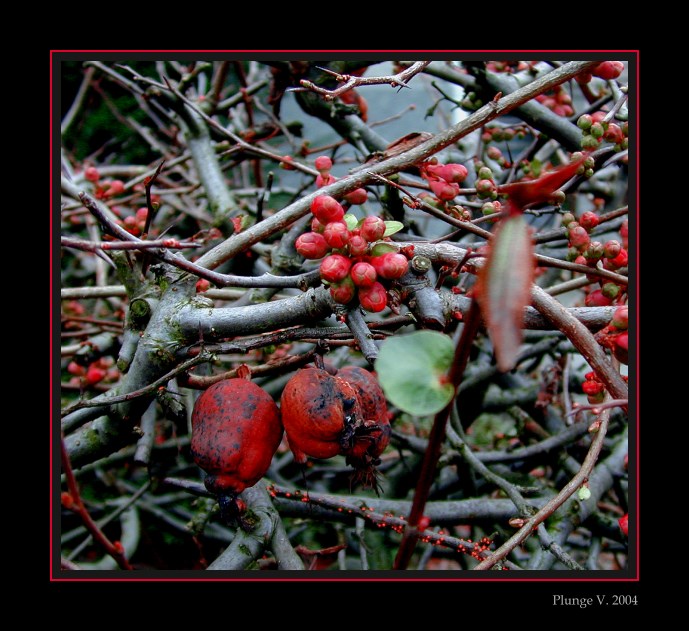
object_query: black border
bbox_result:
[52,51,639,593]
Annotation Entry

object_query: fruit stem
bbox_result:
[393,300,482,570]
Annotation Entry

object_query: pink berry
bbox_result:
[348,235,369,257]
[311,217,326,234]
[314,156,333,173]
[320,254,352,283]
[105,180,125,197]
[136,207,149,221]
[371,252,409,280]
[85,365,107,385]
[358,282,388,313]
[67,361,86,377]
[350,262,377,287]
[568,225,591,250]
[611,305,628,330]
[360,216,386,242]
[329,276,356,304]
[323,221,350,249]
[311,195,344,224]
[344,188,368,205]
[296,232,330,260]
[579,211,599,231]
[603,240,622,259]
[315,173,337,188]
[196,278,211,293]
[585,289,613,307]
[475,179,496,198]
[593,61,624,81]
[84,166,100,182]
[613,331,628,364]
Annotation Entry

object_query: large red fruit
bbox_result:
[281,367,362,462]
[191,379,282,496]
[281,367,391,489]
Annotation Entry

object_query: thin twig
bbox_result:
[473,405,612,570]
[294,61,431,98]
[61,437,133,570]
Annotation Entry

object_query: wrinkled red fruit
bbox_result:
[191,379,282,495]
[296,232,329,259]
[281,367,362,462]
[281,367,390,488]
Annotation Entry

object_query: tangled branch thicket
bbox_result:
[58,58,632,573]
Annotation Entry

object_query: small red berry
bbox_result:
[311,195,345,224]
[84,166,100,182]
[104,180,125,197]
[323,221,350,249]
[67,361,86,377]
[371,252,409,280]
[320,254,352,283]
[348,235,369,257]
[329,276,357,304]
[579,211,600,231]
[358,282,388,313]
[311,217,326,234]
[296,232,330,260]
[344,188,368,205]
[593,61,625,81]
[585,289,613,307]
[568,225,591,250]
[611,305,628,330]
[350,262,377,287]
[603,240,622,259]
[360,216,386,242]
[613,331,628,365]
[314,156,333,173]
[475,178,496,198]
[431,179,460,201]
[196,278,211,293]
[85,365,107,385]
[618,513,628,536]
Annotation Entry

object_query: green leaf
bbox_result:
[343,213,358,231]
[370,243,398,257]
[383,221,404,237]
[375,331,455,415]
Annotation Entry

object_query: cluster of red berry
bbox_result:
[561,211,628,307]
[83,166,125,200]
[577,61,625,85]
[595,304,629,365]
[481,124,528,145]
[535,86,574,117]
[66,356,119,387]
[296,192,410,313]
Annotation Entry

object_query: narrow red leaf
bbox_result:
[475,215,534,372]
[498,154,587,213]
